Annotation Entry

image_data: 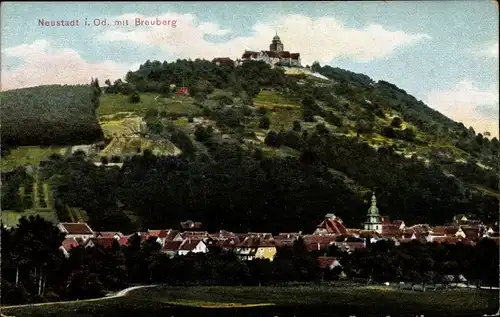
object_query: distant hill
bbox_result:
[0,84,103,149]
[1,60,498,232]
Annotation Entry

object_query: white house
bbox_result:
[177,239,208,256]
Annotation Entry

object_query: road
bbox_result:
[0,284,157,311]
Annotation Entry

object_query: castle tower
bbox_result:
[269,33,284,53]
[364,192,382,233]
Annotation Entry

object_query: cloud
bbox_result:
[1,40,137,91]
[427,80,499,137]
[474,42,498,58]
[98,13,431,65]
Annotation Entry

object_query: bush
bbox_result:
[212,94,234,106]
[293,120,302,132]
[316,123,329,135]
[259,116,271,129]
[391,117,402,128]
[264,131,283,147]
[100,156,109,165]
[129,92,141,103]
[381,126,396,138]
[325,111,343,127]
[194,125,214,142]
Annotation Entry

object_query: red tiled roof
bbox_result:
[381,216,391,225]
[432,236,460,244]
[60,223,93,235]
[358,230,381,238]
[242,52,258,59]
[163,241,182,251]
[303,235,337,244]
[213,57,233,62]
[381,224,402,237]
[165,230,180,241]
[179,239,204,251]
[95,231,123,238]
[177,87,189,95]
[316,219,348,235]
[280,51,291,58]
[431,226,459,236]
[317,256,340,269]
[148,230,170,238]
[461,227,480,239]
[61,238,79,251]
[393,220,405,227]
[347,228,361,235]
[118,237,129,246]
[238,237,276,248]
[181,231,209,238]
[274,239,296,248]
[91,237,116,249]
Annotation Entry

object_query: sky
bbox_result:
[1,1,498,136]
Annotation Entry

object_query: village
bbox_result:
[58,193,500,268]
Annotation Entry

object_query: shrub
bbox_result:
[391,117,402,128]
[129,92,141,103]
[259,116,271,129]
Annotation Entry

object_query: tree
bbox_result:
[302,95,317,122]
[401,128,416,142]
[264,131,283,147]
[194,125,214,142]
[100,156,109,166]
[292,120,302,132]
[355,120,373,135]
[129,92,141,103]
[259,116,270,129]
[391,117,402,128]
[381,126,396,138]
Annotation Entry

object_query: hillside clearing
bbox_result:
[1,146,65,172]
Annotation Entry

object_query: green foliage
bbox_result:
[381,126,396,138]
[0,85,103,146]
[302,95,318,122]
[391,117,403,128]
[129,92,141,103]
[264,131,283,148]
[194,125,214,142]
[325,111,343,127]
[292,120,302,132]
[259,116,271,129]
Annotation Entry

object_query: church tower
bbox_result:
[364,192,382,233]
[269,33,284,53]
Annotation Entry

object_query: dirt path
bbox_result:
[0,285,157,311]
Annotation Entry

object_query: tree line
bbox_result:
[1,216,498,305]
[0,83,103,154]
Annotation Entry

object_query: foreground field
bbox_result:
[3,285,498,317]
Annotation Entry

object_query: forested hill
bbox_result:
[1,59,498,234]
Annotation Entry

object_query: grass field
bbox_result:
[254,91,301,109]
[3,285,497,317]
[269,108,302,130]
[1,146,65,171]
[1,209,58,228]
[99,93,160,116]
[100,136,181,157]
[99,93,199,117]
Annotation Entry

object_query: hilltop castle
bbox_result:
[214,34,302,68]
[240,34,302,67]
